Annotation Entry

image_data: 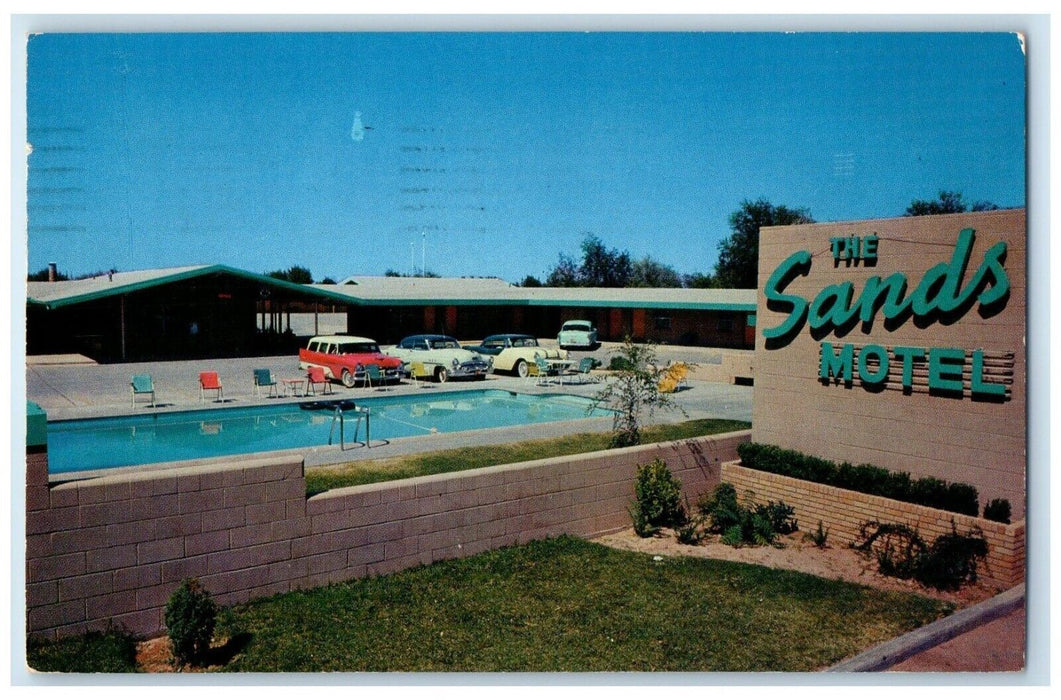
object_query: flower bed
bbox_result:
[720,462,1024,590]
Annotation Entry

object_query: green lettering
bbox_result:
[934,228,977,314]
[863,235,879,261]
[762,251,811,340]
[972,240,1010,307]
[858,344,889,384]
[809,282,858,331]
[892,346,926,389]
[971,349,1007,398]
[820,342,853,383]
[858,273,912,324]
[910,262,950,317]
[928,347,965,392]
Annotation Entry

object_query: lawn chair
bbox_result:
[199,371,224,403]
[306,366,333,395]
[365,363,388,391]
[131,374,156,408]
[408,361,430,388]
[253,368,279,398]
[573,357,601,384]
[533,356,553,386]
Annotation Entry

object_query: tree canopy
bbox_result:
[544,234,685,288]
[266,265,314,284]
[904,191,1000,217]
[714,199,815,289]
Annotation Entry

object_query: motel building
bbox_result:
[24,209,1026,646]
[27,268,756,363]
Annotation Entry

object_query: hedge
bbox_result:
[735,442,982,517]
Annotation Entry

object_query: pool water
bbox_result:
[47,389,612,474]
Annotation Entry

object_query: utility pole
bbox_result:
[421,230,426,278]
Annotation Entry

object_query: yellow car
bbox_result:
[464,334,567,378]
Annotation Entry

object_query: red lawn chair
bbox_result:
[306,366,333,395]
[199,371,224,403]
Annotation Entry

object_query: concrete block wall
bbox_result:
[26,430,749,640]
[721,462,1025,590]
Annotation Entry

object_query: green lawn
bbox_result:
[27,629,139,673]
[306,418,749,494]
[212,536,951,672]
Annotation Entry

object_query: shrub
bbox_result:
[630,499,659,538]
[804,520,830,548]
[737,442,981,516]
[630,458,687,536]
[675,519,704,545]
[854,520,989,590]
[697,483,796,547]
[916,526,990,590]
[165,578,218,667]
[983,498,1012,524]
[755,500,798,535]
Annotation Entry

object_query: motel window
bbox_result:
[654,315,672,331]
[717,314,734,333]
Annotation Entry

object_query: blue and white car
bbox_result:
[385,334,492,383]
[557,320,598,350]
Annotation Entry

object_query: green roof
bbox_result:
[27,266,756,313]
[26,264,358,310]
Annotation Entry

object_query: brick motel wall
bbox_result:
[26,431,749,640]
[722,462,1025,590]
[754,210,1026,517]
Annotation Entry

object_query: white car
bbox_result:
[557,320,598,350]
[385,334,492,383]
[464,334,567,377]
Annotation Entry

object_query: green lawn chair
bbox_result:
[131,374,156,408]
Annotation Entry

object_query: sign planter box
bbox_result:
[720,461,1024,591]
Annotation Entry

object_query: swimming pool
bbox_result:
[46,389,613,474]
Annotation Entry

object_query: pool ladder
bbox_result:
[328,404,386,449]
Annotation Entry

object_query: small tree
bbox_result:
[591,338,685,447]
[164,578,218,667]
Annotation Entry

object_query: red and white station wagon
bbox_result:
[298,335,404,388]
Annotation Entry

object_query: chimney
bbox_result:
[47,262,57,282]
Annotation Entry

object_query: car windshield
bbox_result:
[429,339,459,349]
[336,342,380,354]
[482,339,507,349]
[564,323,591,332]
[512,337,538,347]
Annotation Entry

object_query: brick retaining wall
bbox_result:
[26,431,749,639]
[721,462,1025,590]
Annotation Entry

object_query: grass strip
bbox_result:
[305,418,749,494]
[27,629,140,673]
[214,536,952,672]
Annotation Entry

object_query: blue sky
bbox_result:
[24,31,1026,284]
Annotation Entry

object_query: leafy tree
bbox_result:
[318,276,337,285]
[591,337,686,447]
[266,265,313,284]
[519,275,543,287]
[715,199,814,289]
[683,272,718,289]
[545,252,580,287]
[579,234,632,287]
[629,256,683,288]
[904,190,1000,216]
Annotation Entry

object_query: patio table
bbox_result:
[281,377,307,397]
